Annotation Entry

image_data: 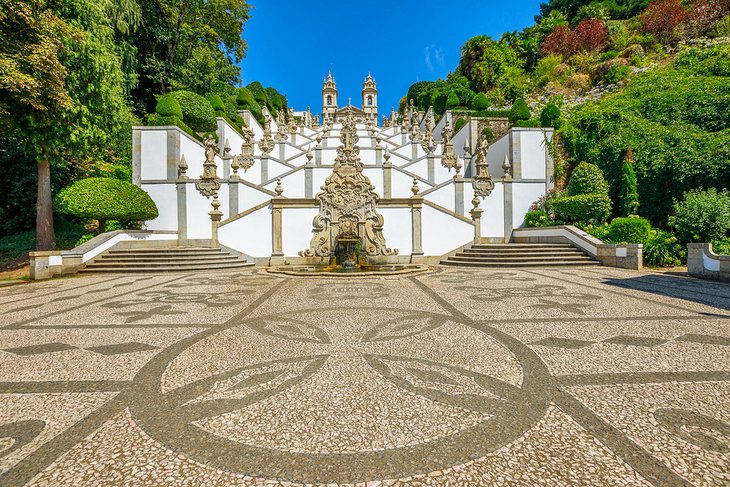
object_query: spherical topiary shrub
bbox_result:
[508,98,531,123]
[155,93,183,120]
[670,188,730,243]
[55,178,159,233]
[445,91,460,110]
[607,216,652,244]
[471,93,490,111]
[540,103,562,128]
[168,90,217,133]
[567,162,610,196]
[208,94,226,114]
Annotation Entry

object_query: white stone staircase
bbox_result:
[78,247,253,273]
[440,243,598,267]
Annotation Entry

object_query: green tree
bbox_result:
[457,36,523,93]
[445,91,460,110]
[130,0,250,112]
[471,93,490,110]
[567,161,610,196]
[0,0,136,250]
[619,148,640,216]
[509,98,532,123]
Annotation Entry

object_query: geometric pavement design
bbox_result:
[0,266,728,486]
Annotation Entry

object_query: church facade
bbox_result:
[322,72,378,123]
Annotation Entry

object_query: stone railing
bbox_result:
[29,230,178,280]
[512,225,643,270]
[687,243,730,281]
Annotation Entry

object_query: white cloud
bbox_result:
[424,45,445,73]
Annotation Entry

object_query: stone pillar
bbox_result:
[260,155,269,183]
[427,154,435,184]
[315,144,322,166]
[209,194,223,248]
[29,251,53,280]
[470,197,483,242]
[510,130,522,180]
[411,197,424,262]
[229,179,240,216]
[166,129,181,180]
[411,141,418,160]
[270,199,285,265]
[454,176,465,216]
[304,162,314,198]
[383,161,392,199]
[278,141,285,162]
[375,146,383,166]
[503,179,513,243]
[176,181,188,245]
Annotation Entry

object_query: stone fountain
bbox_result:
[300,106,398,269]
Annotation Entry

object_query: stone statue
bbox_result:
[472,134,494,197]
[195,135,221,197]
[259,115,274,154]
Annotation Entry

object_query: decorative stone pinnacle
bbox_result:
[411,178,420,196]
[178,154,188,179]
[222,138,231,159]
[306,146,314,163]
[383,148,391,164]
[275,179,284,196]
[211,192,221,211]
[502,154,512,178]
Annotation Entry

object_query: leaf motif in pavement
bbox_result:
[0,420,45,460]
[165,355,328,423]
[246,317,331,344]
[361,314,447,343]
[653,408,730,453]
[363,354,521,414]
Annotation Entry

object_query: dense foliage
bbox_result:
[619,151,639,215]
[54,178,158,230]
[607,216,652,243]
[566,162,610,196]
[561,44,730,224]
[669,188,730,243]
[549,193,612,223]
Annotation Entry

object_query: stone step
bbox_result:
[440,260,600,267]
[79,261,254,273]
[470,243,573,249]
[96,256,244,264]
[106,248,225,256]
[446,255,594,263]
[457,250,584,257]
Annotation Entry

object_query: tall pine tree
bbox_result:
[620,148,640,216]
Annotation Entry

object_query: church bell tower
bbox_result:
[322,71,338,121]
[362,72,378,123]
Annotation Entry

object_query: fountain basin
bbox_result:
[265,264,431,277]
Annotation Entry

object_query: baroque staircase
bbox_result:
[441,243,598,268]
[79,247,253,274]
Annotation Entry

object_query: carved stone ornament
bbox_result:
[472,134,494,198]
[259,115,274,155]
[233,126,255,174]
[287,107,298,133]
[440,120,458,171]
[421,111,436,153]
[300,106,397,259]
[275,110,289,142]
[195,135,221,197]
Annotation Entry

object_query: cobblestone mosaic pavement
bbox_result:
[0,266,729,486]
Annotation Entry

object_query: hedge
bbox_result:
[607,216,651,244]
[540,104,562,128]
[146,113,199,142]
[54,178,158,231]
[156,94,183,119]
[549,193,612,223]
[454,118,466,132]
[513,118,542,128]
[670,188,730,243]
[567,162,610,196]
[168,90,217,133]
[525,210,550,227]
[508,98,531,123]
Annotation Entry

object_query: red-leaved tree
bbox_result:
[639,0,688,38]
[575,18,609,52]
[689,0,730,35]
[540,25,578,59]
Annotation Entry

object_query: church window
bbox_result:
[367,95,373,106]
[327,95,332,105]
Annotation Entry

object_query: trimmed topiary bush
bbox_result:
[55,178,159,233]
[540,103,562,128]
[508,98,531,123]
[168,90,217,133]
[513,118,542,128]
[670,188,730,243]
[525,210,550,227]
[208,94,226,114]
[567,162,610,196]
[607,216,652,244]
[454,118,466,132]
[471,93,490,111]
[619,150,639,216]
[549,193,612,224]
[156,94,183,120]
[445,91,460,110]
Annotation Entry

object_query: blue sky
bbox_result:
[239,1,543,114]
